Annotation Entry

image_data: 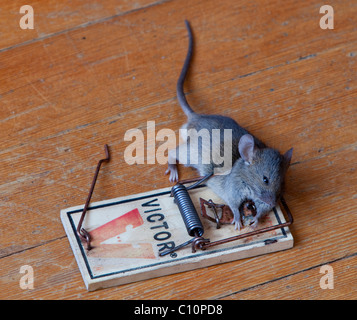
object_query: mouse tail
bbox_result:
[176,20,195,117]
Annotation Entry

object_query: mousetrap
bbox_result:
[61,146,294,291]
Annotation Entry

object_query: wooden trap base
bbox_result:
[61,185,293,291]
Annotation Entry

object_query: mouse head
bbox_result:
[238,134,293,208]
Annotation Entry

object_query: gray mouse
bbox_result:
[166,20,293,230]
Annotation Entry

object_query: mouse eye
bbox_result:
[263,176,269,184]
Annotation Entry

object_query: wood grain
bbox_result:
[0,0,164,51]
[0,0,356,299]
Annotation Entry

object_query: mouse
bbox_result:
[165,20,293,230]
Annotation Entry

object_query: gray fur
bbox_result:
[166,20,293,230]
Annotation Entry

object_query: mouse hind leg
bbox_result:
[165,125,189,182]
[165,140,192,182]
[165,147,179,182]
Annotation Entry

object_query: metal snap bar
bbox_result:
[76,144,110,250]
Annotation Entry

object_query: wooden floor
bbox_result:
[0,0,356,300]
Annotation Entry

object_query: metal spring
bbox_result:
[171,183,204,237]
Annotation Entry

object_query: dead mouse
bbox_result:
[166,20,293,230]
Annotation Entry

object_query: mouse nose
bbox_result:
[259,192,277,207]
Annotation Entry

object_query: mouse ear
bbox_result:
[283,148,293,167]
[239,134,255,164]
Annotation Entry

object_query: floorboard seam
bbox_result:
[0,0,173,54]
[217,251,357,299]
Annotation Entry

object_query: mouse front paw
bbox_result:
[165,164,178,182]
[231,215,243,231]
